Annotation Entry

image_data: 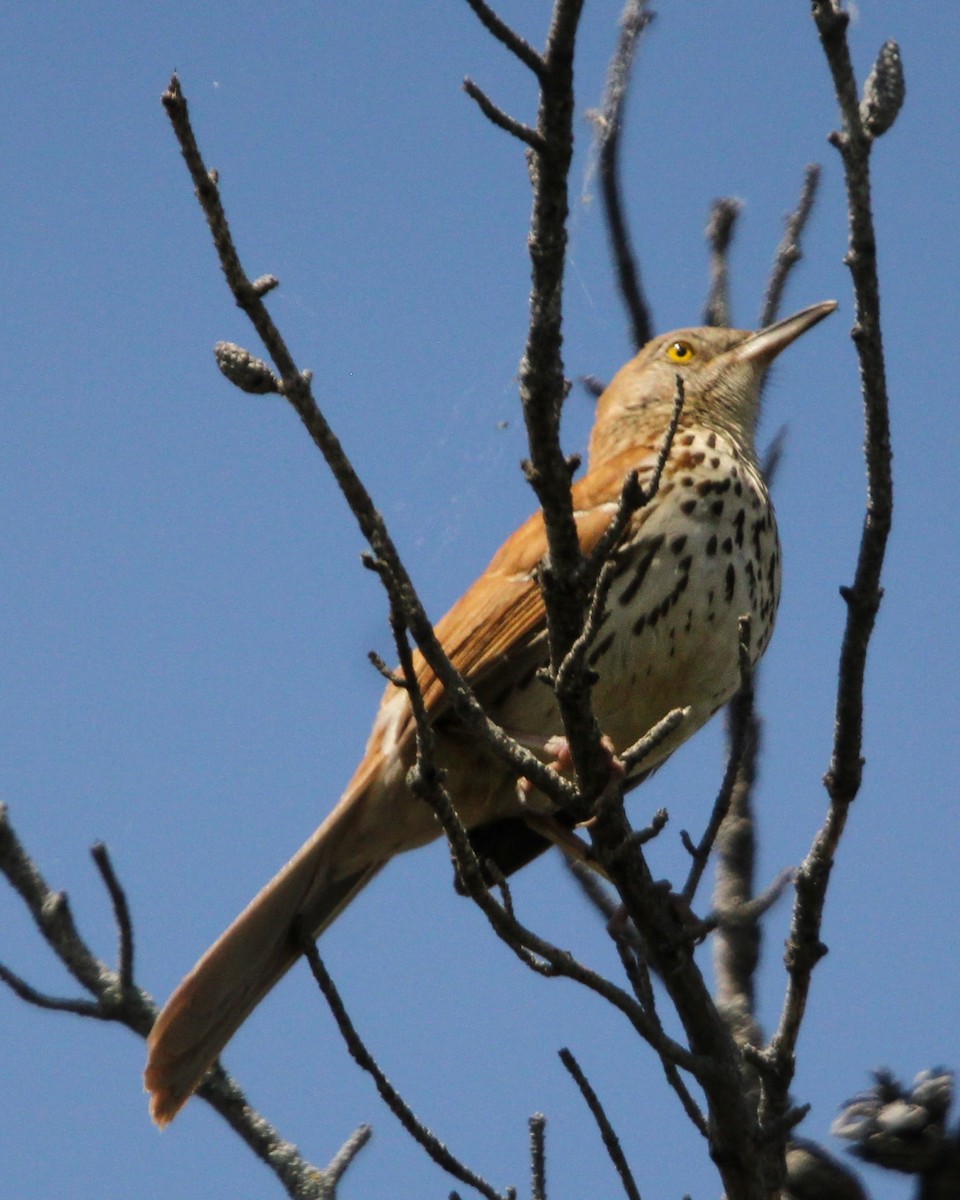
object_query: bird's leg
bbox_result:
[510,732,617,792]
[508,732,623,878]
[520,810,611,880]
[508,730,571,812]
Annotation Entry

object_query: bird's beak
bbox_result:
[735,300,838,366]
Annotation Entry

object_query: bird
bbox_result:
[144,299,836,1126]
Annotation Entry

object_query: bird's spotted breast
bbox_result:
[485,429,779,781]
[582,428,779,773]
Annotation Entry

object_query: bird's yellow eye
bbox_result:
[666,340,695,364]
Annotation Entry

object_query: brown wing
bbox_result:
[369,445,661,745]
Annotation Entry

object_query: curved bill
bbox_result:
[736,300,838,365]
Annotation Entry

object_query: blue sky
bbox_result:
[1,3,957,1198]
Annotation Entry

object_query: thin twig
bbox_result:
[161,74,579,820]
[761,0,898,1150]
[91,842,134,992]
[682,617,755,902]
[0,804,338,1199]
[583,378,685,586]
[0,805,123,1003]
[559,1048,643,1200]
[620,706,689,775]
[530,1113,547,1200]
[0,963,103,1018]
[407,743,705,1075]
[702,198,742,327]
[762,425,788,485]
[589,0,655,349]
[725,870,794,929]
[564,856,618,921]
[299,937,509,1200]
[463,78,544,149]
[462,0,545,75]
[367,649,406,688]
[711,700,762,1023]
[324,1125,374,1188]
[759,165,822,328]
[609,941,710,1137]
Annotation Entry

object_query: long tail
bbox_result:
[145,759,396,1127]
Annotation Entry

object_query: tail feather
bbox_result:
[145,790,386,1127]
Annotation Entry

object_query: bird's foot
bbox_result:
[513,731,620,805]
[519,810,611,880]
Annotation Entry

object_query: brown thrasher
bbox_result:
[145,300,836,1125]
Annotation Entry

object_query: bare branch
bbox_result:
[682,616,755,903]
[463,77,544,149]
[462,0,545,76]
[589,0,655,349]
[0,804,347,1198]
[620,706,688,775]
[564,856,619,921]
[324,1125,374,1189]
[161,73,580,819]
[810,6,895,804]
[702,197,742,327]
[299,936,509,1200]
[484,0,638,818]
[559,1048,643,1200]
[607,936,710,1138]
[529,1113,547,1200]
[584,377,685,587]
[0,962,103,1018]
[585,754,768,1198]
[759,3,898,1136]
[761,424,788,485]
[0,803,123,1004]
[759,165,822,329]
[407,736,706,1075]
[91,842,135,993]
[711,697,762,1025]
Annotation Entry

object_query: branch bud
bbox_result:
[214,342,280,394]
[859,41,905,139]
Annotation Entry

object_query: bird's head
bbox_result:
[588,300,837,467]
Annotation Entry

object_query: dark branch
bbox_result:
[710,707,761,1023]
[585,751,768,1197]
[299,936,509,1200]
[590,0,655,349]
[759,165,822,329]
[405,732,705,1074]
[161,73,580,819]
[462,0,545,76]
[584,377,685,587]
[760,3,898,1142]
[324,1125,374,1190]
[463,78,544,149]
[810,7,895,804]
[0,962,103,1018]
[0,803,346,1198]
[620,706,688,775]
[682,617,755,903]
[702,197,742,327]
[529,1113,547,1200]
[91,842,135,993]
[559,1048,643,1200]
